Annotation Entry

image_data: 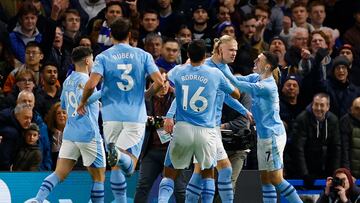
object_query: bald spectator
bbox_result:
[0,103,33,170]
[341,97,360,178]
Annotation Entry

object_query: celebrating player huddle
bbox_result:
[31,17,302,203]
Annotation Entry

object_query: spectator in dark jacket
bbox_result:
[319,55,360,119]
[291,93,341,184]
[340,97,360,178]
[0,103,33,170]
[12,123,42,171]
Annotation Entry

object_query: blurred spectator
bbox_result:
[72,0,106,27]
[344,5,360,55]
[138,9,160,48]
[279,74,304,178]
[308,1,326,30]
[0,103,33,170]
[9,3,42,64]
[232,13,268,75]
[129,28,139,48]
[188,4,213,54]
[216,21,236,38]
[316,168,360,203]
[61,9,83,54]
[0,34,15,90]
[0,69,44,115]
[12,123,42,171]
[280,2,314,41]
[78,35,101,56]
[42,26,72,84]
[39,62,62,117]
[16,90,52,171]
[156,0,184,38]
[90,1,123,51]
[175,25,192,64]
[155,38,180,72]
[143,33,163,60]
[280,75,303,133]
[211,4,232,37]
[254,4,274,43]
[291,93,341,183]
[341,97,360,178]
[338,44,360,87]
[3,41,44,95]
[319,55,360,119]
[44,102,66,170]
[269,36,299,87]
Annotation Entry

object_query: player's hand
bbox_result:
[246,111,254,124]
[164,118,174,134]
[76,102,87,115]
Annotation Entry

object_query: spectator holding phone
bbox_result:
[316,168,360,203]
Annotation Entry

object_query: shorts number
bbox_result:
[117,64,134,91]
[182,85,208,112]
[65,91,78,117]
[265,151,271,162]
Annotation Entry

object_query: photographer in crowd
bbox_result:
[316,168,360,203]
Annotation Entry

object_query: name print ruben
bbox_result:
[181,75,208,84]
[112,52,134,60]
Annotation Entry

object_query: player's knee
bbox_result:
[218,167,232,180]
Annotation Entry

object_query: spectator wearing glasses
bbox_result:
[3,41,44,95]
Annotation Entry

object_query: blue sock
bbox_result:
[158,177,174,203]
[201,178,215,203]
[262,184,277,203]
[110,169,127,203]
[185,173,202,203]
[35,172,60,202]
[275,179,302,203]
[91,181,104,203]
[217,167,234,203]
[117,152,134,176]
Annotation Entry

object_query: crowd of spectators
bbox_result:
[0,0,360,189]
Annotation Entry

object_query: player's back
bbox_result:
[92,43,159,123]
[168,64,234,128]
[61,71,101,142]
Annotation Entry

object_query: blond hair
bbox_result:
[212,35,237,55]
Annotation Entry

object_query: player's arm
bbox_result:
[224,94,254,123]
[230,88,240,99]
[149,71,165,93]
[77,73,102,115]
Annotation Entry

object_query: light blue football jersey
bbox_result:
[225,73,286,139]
[92,43,159,122]
[167,63,235,128]
[204,58,248,126]
[60,71,101,142]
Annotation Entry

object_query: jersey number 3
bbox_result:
[182,85,208,112]
[117,64,134,91]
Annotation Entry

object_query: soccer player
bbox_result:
[223,51,302,203]
[158,39,240,203]
[164,35,253,203]
[33,46,106,203]
[77,17,163,202]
